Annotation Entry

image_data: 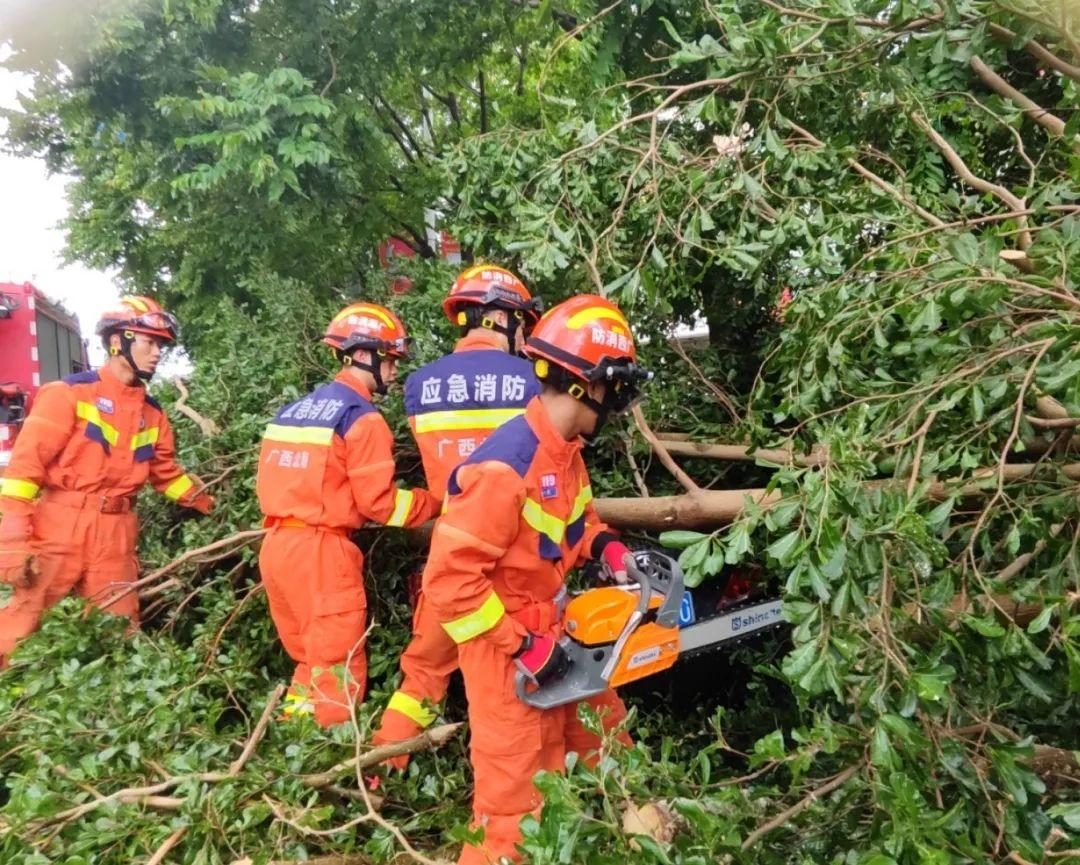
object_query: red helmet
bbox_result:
[524,295,651,413]
[95,295,178,343]
[323,302,412,359]
[442,264,543,326]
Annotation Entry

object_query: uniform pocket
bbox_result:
[316,586,365,616]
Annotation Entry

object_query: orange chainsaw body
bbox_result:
[563,586,680,688]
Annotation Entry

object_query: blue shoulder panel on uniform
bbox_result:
[144,393,162,411]
[62,370,101,386]
[272,380,377,438]
[405,350,539,417]
[447,415,539,496]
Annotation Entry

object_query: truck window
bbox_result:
[36,313,61,384]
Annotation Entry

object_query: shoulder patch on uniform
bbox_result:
[273,380,376,438]
[62,370,101,386]
[459,415,538,478]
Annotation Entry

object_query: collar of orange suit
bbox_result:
[524,395,583,463]
[333,367,374,401]
[453,329,507,353]
[98,363,149,401]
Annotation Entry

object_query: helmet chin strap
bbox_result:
[461,307,527,356]
[114,330,153,382]
[342,350,387,394]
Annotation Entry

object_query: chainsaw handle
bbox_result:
[626,550,685,629]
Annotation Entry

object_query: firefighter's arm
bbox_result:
[343,413,439,528]
[0,383,74,584]
[147,412,213,514]
[579,499,631,584]
[423,460,528,656]
[0,382,76,522]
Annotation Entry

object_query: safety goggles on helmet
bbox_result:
[573,359,653,415]
[97,310,180,340]
[337,333,413,360]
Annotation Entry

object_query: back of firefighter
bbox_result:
[256,302,439,727]
[372,265,541,760]
[0,296,213,667]
[422,295,652,864]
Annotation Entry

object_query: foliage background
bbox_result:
[1,0,1078,863]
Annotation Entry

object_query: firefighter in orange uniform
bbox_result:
[422,295,651,864]
[372,265,542,763]
[0,296,213,667]
[257,302,439,727]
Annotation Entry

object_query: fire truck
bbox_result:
[0,282,89,468]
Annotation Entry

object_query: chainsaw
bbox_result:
[516,550,785,710]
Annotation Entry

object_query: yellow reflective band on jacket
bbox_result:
[76,401,120,446]
[569,484,593,523]
[387,690,437,728]
[442,591,506,644]
[522,498,566,546]
[522,483,593,549]
[386,488,414,527]
[164,475,194,501]
[263,424,335,446]
[0,478,40,501]
[412,407,524,434]
[131,428,160,450]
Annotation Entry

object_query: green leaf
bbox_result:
[1026,604,1055,634]
[961,614,1006,638]
[1015,668,1053,703]
[766,529,801,565]
[1047,801,1080,830]
[660,530,708,550]
[945,232,979,265]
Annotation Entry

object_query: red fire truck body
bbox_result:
[0,282,89,469]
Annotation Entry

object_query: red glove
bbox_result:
[599,538,633,585]
[513,632,569,686]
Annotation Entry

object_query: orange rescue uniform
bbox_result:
[0,367,207,663]
[374,330,539,747]
[256,370,438,726]
[423,397,632,864]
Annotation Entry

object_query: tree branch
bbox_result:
[741,761,865,849]
[910,113,1033,249]
[970,56,1070,140]
[786,121,945,227]
[987,21,1080,82]
[173,377,220,437]
[631,405,701,493]
[299,723,463,788]
[146,825,188,865]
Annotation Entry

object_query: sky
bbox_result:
[0,43,117,364]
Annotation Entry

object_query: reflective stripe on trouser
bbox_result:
[258,526,368,728]
[0,497,139,664]
[455,634,632,865]
[373,589,458,748]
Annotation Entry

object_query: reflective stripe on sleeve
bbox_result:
[387,691,438,728]
[262,424,335,446]
[442,591,506,644]
[131,428,160,450]
[412,407,524,434]
[0,478,40,501]
[386,488,414,527]
[164,475,194,501]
